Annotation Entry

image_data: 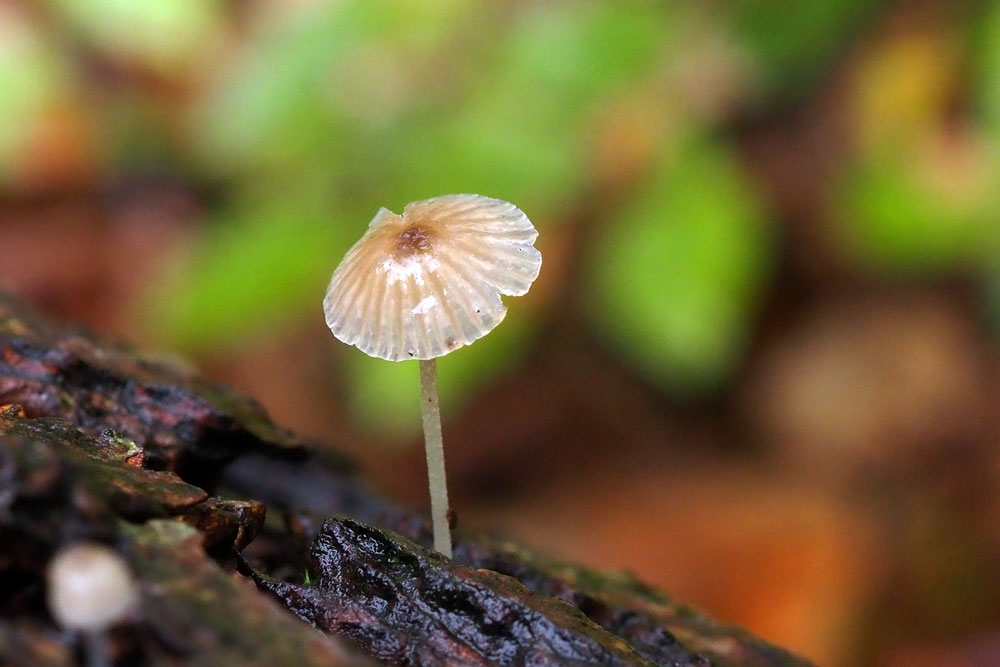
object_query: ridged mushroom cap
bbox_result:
[323,194,542,361]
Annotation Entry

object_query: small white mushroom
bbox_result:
[324,194,541,361]
[324,194,542,557]
[47,542,139,667]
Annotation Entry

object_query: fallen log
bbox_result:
[0,294,811,666]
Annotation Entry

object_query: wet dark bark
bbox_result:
[249,518,661,666]
[0,294,811,666]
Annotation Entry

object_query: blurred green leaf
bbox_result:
[972,3,1000,338]
[378,95,585,219]
[147,179,357,349]
[194,0,673,217]
[47,0,223,73]
[418,0,671,212]
[977,1,1000,142]
[501,1,669,107]
[836,7,1000,287]
[587,137,772,394]
[193,0,474,175]
[733,0,878,96]
[837,149,997,274]
[346,353,419,437]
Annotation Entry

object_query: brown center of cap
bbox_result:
[393,224,436,258]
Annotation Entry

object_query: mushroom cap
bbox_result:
[46,543,139,632]
[324,194,542,361]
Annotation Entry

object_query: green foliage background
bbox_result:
[4,0,1000,432]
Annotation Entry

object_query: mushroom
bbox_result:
[324,194,542,557]
[46,542,139,667]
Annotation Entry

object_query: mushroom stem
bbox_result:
[84,631,110,667]
[419,358,452,558]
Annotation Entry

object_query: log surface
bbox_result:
[0,294,811,666]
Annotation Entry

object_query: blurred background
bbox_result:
[2,0,1000,663]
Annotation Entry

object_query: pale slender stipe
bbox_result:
[419,359,451,557]
[323,194,541,557]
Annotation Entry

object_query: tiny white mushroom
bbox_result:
[324,194,542,557]
[47,543,139,667]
